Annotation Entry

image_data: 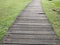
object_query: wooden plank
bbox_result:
[20,13,46,17]
[9,27,52,31]
[16,19,49,23]
[17,17,48,20]
[3,39,57,44]
[12,24,51,28]
[6,34,56,40]
[8,31,55,35]
[14,23,50,25]
[17,16,47,19]
[15,19,49,23]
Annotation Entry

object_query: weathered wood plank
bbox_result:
[12,24,51,27]
[17,17,47,19]
[3,39,57,44]
[8,31,55,35]
[14,23,50,25]
[20,13,46,17]
[17,16,47,19]
[9,27,52,31]
[5,34,56,40]
[15,19,49,23]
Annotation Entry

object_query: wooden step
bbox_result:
[15,19,49,23]
[5,34,56,40]
[3,38,57,44]
[18,13,47,19]
[15,20,49,23]
[14,23,50,25]
[20,13,46,17]
[18,16,47,18]
[8,31,55,35]
[9,27,52,31]
[12,24,51,28]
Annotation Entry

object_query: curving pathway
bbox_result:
[0,0,58,45]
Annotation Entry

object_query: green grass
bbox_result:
[42,0,60,38]
[0,0,31,40]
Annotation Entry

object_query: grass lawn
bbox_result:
[42,0,60,38]
[0,0,31,40]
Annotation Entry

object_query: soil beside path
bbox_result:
[0,0,58,45]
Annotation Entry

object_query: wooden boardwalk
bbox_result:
[0,0,59,45]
